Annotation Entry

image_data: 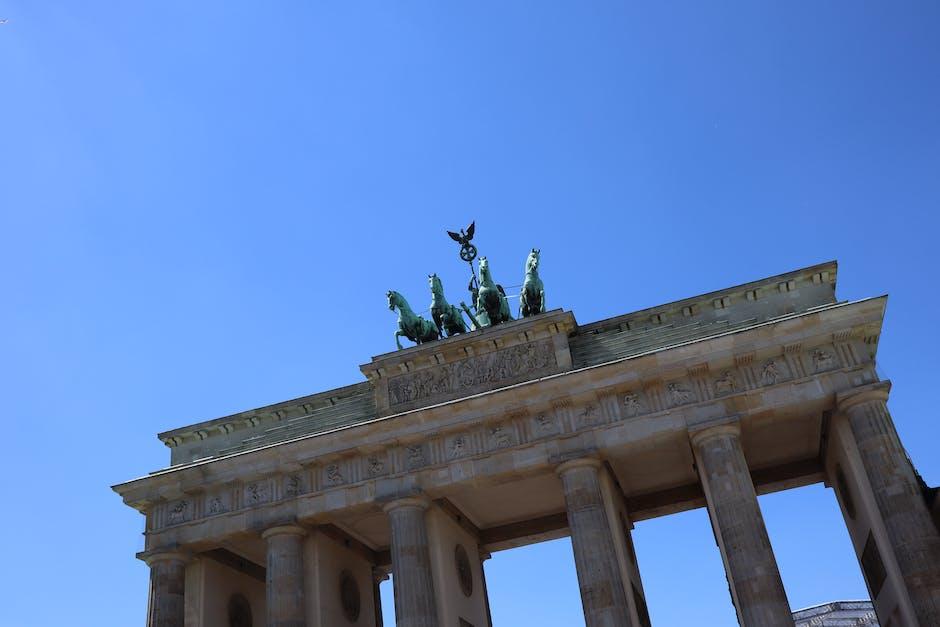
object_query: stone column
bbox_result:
[838,382,940,625]
[143,551,188,627]
[373,566,389,627]
[557,458,633,627]
[262,524,307,627]
[479,551,494,627]
[384,497,439,627]
[691,422,793,627]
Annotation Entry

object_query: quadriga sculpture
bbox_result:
[519,248,545,317]
[387,290,439,349]
[475,257,513,328]
[429,273,468,338]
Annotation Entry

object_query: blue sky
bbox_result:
[1,2,939,625]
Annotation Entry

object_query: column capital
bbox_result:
[137,547,191,566]
[689,416,741,448]
[555,457,602,477]
[837,380,891,413]
[479,550,492,563]
[382,495,430,514]
[261,523,307,541]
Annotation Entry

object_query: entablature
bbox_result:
[113,296,886,541]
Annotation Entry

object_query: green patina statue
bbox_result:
[474,256,514,328]
[386,223,548,348]
[429,273,468,337]
[519,248,545,317]
[387,290,439,349]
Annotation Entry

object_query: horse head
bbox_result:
[386,290,400,311]
[526,248,540,273]
[478,256,493,286]
[428,273,443,295]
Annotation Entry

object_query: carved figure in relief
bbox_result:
[387,339,556,406]
[429,273,469,337]
[519,248,546,318]
[247,483,267,503]
[667,382,693,406]
[714,371,737,396]
[535,414,555,433]
[761,360,780,386]
[168,500,188,524]
[367,456,385,476]
[490,424,513,448]
[208,497,224,515]
[387,290,440,349]
[407,445,426,468]
[285,475,301,497]
[579,405,599,426]
[474,257,513,328]
[813,348,837,372]
[622,392,643,417]
[449,436,467,458]
[326,464,343,485]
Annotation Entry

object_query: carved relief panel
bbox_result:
[387,339,558,409]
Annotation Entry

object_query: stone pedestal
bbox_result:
[144,551,188,627]
[691,422,793,627]
[262,524,307,627]
[384,497,440,627]
[839,383,940,626]
[557,458,633,627]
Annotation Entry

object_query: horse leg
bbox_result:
[395,330,404,350]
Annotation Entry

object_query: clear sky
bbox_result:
[1,2,939,626]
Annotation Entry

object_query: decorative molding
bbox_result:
[145,341,871,531]
[387,338,557,408]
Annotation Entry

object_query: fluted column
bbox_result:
[384,497,439,627]
[838,382,940,625]
[262,524,307,627]
[143,551,188,627]
[691,422,793,627]
[557,458,633,627]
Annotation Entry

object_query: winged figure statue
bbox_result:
[447,221,477,262]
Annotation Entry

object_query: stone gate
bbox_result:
[113,261,940,627]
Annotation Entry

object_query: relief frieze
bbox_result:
[405,444,428,470]
[448,434,471,459]
[366,455,387,478]
[714,370,737,397]
[761,359,782,386]
[284,474,304,498]
[621,391,647,417]
[576,404,601,429]
[324,463,345,486]
[667,382,694,407]
[207,495,228,516]
[813,347,839,373]
[167,499,190,525]
[533,412,559,436]
[488,423,515,449]
[387,339,557,407]
[245,481,271,505]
